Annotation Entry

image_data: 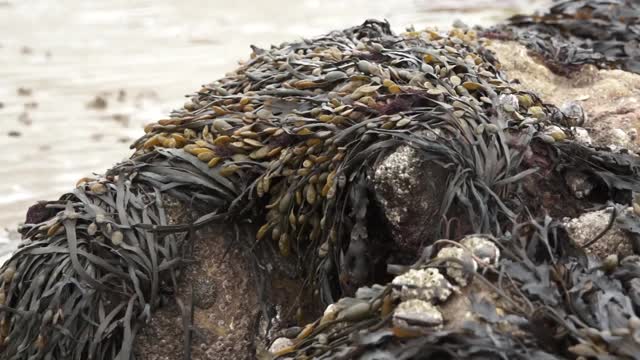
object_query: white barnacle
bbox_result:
[391,268,454,302]
[436,247,477,286]
[460,234,500,266]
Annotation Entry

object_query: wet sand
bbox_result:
[0,0,549,263]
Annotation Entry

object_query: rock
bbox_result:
[609,128,632,149]
[489,41,640,153]
[371,145,449,252]
[391,268,455,302]
[459,235,500,266]
[86,95,108,110]
[269,337,293,354]
[564,207,635,259]
[392,299,443,330]
[135,226,260,360]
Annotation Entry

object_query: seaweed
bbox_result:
[0,12,639,360]
[485,0,640,74]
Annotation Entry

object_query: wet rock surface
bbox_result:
[371,145,449,252]
[135,227,259,360]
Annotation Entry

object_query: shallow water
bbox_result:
[0,0,549,262]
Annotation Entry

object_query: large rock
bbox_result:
[488,41,640,153]
[135,227,259,360]
[370,145,450,252]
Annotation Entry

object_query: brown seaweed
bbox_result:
[485,0,640,74]
[0,14,639,360]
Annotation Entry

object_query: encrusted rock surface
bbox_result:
[489,41,640,153]
[392,299,444,330]
[135,227,260,360]
[371,145,449,251]
[564,207,635,259]
[391,268,455,302]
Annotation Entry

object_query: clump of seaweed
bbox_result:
[0,12,639,360]
[131,19,568,304]
[0,151,238,359]
[485,0,640,74]
[272,221,640,359]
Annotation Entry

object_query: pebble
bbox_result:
[393,299,443,330]
[572,127,592,145]
[269,337,293,353]
[610,128,630,147]
[391,268,454,302]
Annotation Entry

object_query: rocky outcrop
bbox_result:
[488,41,640,153]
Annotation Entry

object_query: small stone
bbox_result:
[357,60,373,74]
[565,208,634,258]
[269,337,293,353]
[391,268,454,302]
[572,127,592,145]
[564,171,595,199]
[421,64,434,74]
[393,299,443,330]
[87,96,108,110]
[17,87,32,96]
[324,71,347,82]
